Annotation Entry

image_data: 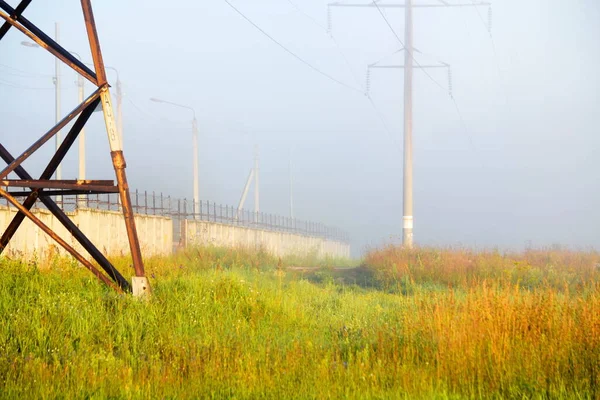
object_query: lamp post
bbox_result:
[150,98,199,218]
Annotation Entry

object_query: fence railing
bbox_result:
[0,189,350,243]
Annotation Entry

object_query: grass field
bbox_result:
[1,245,599,399]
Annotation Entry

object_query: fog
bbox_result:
[1,0,599,256]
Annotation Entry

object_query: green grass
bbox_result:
[1,246,599,399]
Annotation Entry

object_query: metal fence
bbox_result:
[0,189,350,243]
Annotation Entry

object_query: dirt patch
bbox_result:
[287,265,379,289]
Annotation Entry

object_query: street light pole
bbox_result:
[150,98,199,218]
[289,148,294,220]
[192,117,199,218]
[254,145,259,222]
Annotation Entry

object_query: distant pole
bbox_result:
[403,0,414,249]
[289,149,294,219]
[76,63,85,207]
[193,117,199,219]
[116,78,123,149]
[254,145,259,220]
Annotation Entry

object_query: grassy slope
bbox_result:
[0,246,599,399]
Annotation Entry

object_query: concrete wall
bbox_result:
[0,206,172,260]
[0,206,349,261]
[184,220,351,259]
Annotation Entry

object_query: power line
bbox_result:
[0,79,53,91]
[370,1,482,155]
[125,96,187,126]
[286,0,366,92]
[366,94,401,151]
[369,2,484,166]
[285,0,402,153]
[372,1,447,93]
[0,63,53,78]
[286,0,328,31]
[224,0,401,154]
[222,0,363,94]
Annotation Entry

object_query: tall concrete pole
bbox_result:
[289,150,294,219]
[77,72,85,207]
[192,117,199,218]
[54,22,61,182]
[402,0,414,248]
[116,78,123,150]
[254,146,259,219]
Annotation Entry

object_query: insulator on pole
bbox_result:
[447,66,453,98]
[365,67,371,96]
[488,7,493,35]
[327,6,333,35]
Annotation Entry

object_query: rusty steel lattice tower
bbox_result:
[0,0,150,296]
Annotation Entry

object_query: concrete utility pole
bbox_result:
[402,0,414,248]
[289,149,294,220]
[328,0,491,248]
[192,117,199,218]
[254,145,259,218]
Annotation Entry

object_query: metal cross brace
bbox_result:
[0,0,149,294]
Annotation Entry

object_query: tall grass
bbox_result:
[366,245,600,291]
[0,245,598,398]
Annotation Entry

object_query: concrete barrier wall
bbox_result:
[74,208,173,257]
[184,220,350,259]
[0,206,172,260]
[0,206,350,260]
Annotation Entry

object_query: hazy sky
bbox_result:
[1,0,599,255]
